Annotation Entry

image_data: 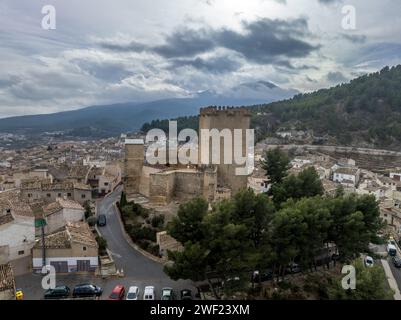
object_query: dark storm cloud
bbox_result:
[327,71,347,83]
[169,55,242,74]
[99,18,318,66]
[341,33,367,44]
[215,18,318,64]
[275,61,320,73]
[153,28,215,58]
[99,40,147,53]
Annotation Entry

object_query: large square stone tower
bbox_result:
[198,106,251,195]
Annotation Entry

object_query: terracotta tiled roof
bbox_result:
[73,182,92,191]
[9,200,34,217]
[0,213,13,226]
[42,201,63,217]
[57,198,84,210]
[68,165,90,178]
[0,191,33,219]
[21,180,91,192]
[35,229,71,249]
[67,222,97,247]
[0,263,15,292]
[34,222,97,249]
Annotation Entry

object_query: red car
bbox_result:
[108,285,126,300]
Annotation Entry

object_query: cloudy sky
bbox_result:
[0,0,400,117]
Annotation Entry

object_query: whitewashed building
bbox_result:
[333,167,360,187]
[0,197,35,264]
[42,198,85,234]
[32,222,98,273]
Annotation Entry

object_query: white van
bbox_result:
[143,286,155,300]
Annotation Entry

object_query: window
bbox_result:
[81,194,86,199]
[58,193,62,197]
[6,209,11,214]
[83,246,87,251]
[28,193,32,198]
[67,193,72,197]
[104,182,109,186]
[18,250,24,255]
[47,193,51,198]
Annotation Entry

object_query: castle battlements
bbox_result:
[199,106,251,117]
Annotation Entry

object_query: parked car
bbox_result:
[97,214,107,227]
[72,284,103,298]
[44,285,70,299]
[126,286,139,300]
[393,256,401,268]
[109,285,125,300]
[285,263,301,274]
[180,289,193,300]
[143,286,155,300]
[364,256,374,267]
[161,287,175,300]
[252,269,273,282]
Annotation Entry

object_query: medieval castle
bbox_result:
[123,106,251,204]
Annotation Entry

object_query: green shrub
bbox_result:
[148,243,160,256]
[95,236,108,255]
[87,216,97,227]
[151,215,165,229]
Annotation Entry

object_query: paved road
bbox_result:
[15,187,194,300]
[97,186,191,284]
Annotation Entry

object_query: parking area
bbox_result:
[15,273,196,300]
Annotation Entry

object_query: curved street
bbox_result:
[94,185,194,297]
[15,186,193,300]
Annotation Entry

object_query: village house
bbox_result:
[0,193,35,274]
[380,199,401,235]
[41,198,85,234]
[32,222,98,273]
[12,168,53,188]
[332,167,361,187]
[390,172,401,181]
[87,165,121,196]
[20,180,92,205]
[247,164,269,194]
[67,165,91,184]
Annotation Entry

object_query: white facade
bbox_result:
[291,158,312,169]
[45,207,84,234]
[32,256,98,272]
[0,215,35,262]
[332,167,360,187]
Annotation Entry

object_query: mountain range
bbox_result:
[0,81,298,137]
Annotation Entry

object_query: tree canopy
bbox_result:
[164,187,384,299]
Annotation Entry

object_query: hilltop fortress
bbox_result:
[124,106,252,204]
